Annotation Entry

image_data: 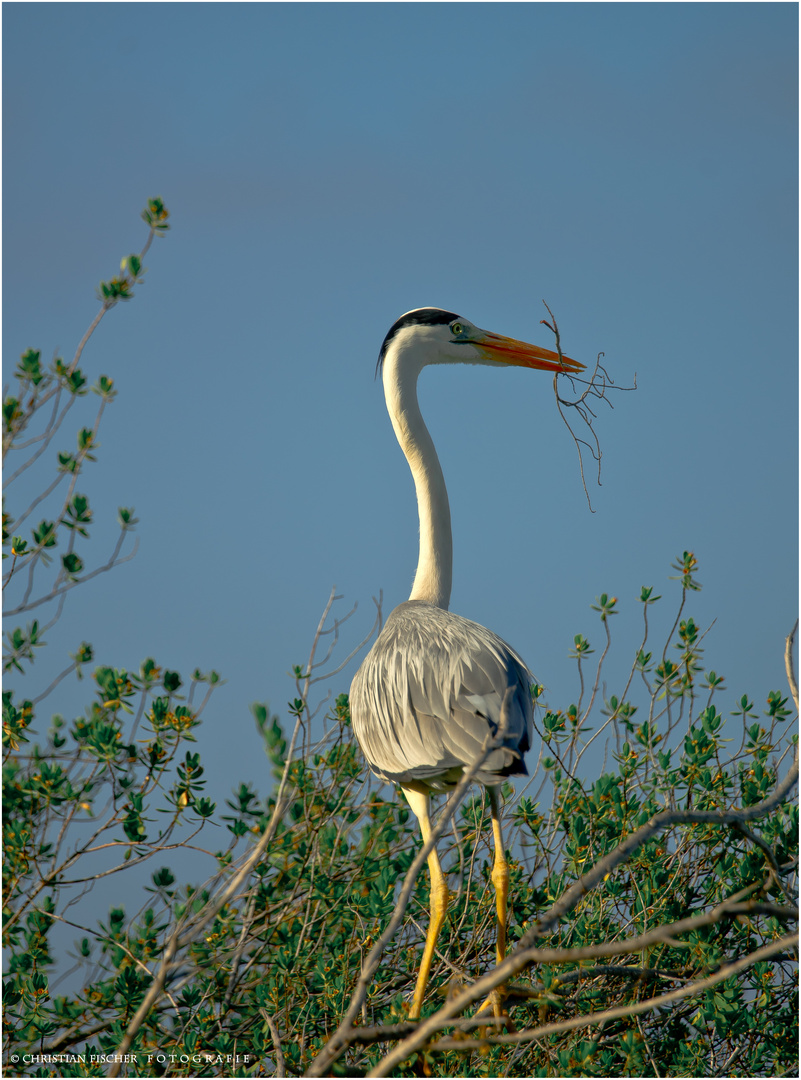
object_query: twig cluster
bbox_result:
[542,300,637,512]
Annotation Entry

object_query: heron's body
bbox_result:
[349,307,582,1019]
[351,600,533,789]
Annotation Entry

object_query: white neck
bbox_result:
[382,350,452,610]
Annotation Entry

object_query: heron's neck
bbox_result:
[383,355,452,610]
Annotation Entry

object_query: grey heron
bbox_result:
[350,307,584,1020]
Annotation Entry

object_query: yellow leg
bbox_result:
[477,787,510,1019]
[403,786,450,1020]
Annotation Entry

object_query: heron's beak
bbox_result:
[475,330,585,375]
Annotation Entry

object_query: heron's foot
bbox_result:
[474,985,516,1032]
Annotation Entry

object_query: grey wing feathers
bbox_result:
[350,601,534,789]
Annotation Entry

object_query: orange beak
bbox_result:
[475,329,585,374]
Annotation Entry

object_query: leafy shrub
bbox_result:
[2,203,796,1078]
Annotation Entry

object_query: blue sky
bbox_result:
[4,2,797,808]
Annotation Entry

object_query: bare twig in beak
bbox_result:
[541,300,637,511]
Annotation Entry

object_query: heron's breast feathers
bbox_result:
[349,602,534,788]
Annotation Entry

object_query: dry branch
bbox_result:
[361,756,799,1076]
[422,934,797,1055]
[543,300,636,511]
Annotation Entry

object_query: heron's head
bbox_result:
[377,307,585,378]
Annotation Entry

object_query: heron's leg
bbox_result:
[489,787,509,971]
[403,785,450,1020]
[477,786,510,1019]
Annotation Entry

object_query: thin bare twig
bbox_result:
[785,619,799,712]
[541,300,636,512]
[4,532,138,619]
[260,1010,287,1077]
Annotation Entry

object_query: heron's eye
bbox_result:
[451,322,464,336]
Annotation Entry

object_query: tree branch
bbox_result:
[785,618,799,712]
[422,934,797,1055]
[366,760,799,1076]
